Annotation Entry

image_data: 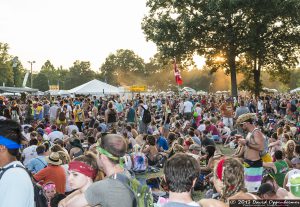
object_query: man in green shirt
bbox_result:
[263,150,289,187]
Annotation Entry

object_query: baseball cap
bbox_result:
[291,157,300,165]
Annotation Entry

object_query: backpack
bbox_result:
[113,173,154,207]
[131,151,148,173]
[59,111,66,121]
[141,106,151,124]
[11,109,19,121]
[0,164,48,207]
[123,154,133,171]
[291,104,297,112]
[0,105,5,116]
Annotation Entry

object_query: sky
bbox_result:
[0,0,158,72]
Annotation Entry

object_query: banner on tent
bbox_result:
[49,85,59,91]
[129,85,147,92]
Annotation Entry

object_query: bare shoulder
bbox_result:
[198,199,228,207]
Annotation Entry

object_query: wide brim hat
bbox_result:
[45,152,62,165]
[236,113,256,125]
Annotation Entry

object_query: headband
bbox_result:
[69,161,97,179]
[0,135,21,149]
[96,146,124,168]
[43,183,56,191]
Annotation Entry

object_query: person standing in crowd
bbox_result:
[0,120,34,207]
[73,105,85,132]
[236,113,265,193]
[125,102,137,124]
[138,100,149,134]
[235,100,250,119]
[183,97,193,121]
[105,101,118,130]
[43,100,50,120]
[24,100,33,124]
[257,97,264,114]
[50,101,60,125]
[163,153,201,207]
[220,98,234,129]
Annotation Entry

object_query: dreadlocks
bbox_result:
[221,158,246,202]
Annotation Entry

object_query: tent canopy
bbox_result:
[69,79,120,95]
[0,86,38,93]
[290,87,300,93]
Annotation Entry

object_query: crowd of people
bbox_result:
[0,93,300,207]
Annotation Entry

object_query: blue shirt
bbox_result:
[99,123,107,133]
[157,136,169,151]
[192,136,201,145]
[26,156,47,174]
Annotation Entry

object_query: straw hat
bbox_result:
[236,113,256,125]
[45,152,62,165]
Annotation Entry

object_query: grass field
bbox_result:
[137,144,235,201]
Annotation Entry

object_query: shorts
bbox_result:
[244,159,263,193]
[56,119,67,125]
[184,112,192,120]
[222,117,233,128]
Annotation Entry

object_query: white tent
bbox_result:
[69,79,120,95]
[45,90,71,96]
[290,87,300,93]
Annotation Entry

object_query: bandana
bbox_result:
[0,135,21,149]
[43,183,56,191]
[96,146,124,168]
[68,161,97,179]
[216,159,225,180]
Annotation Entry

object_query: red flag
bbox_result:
[174,59,183,85]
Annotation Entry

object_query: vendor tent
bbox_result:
[69,79,120,95]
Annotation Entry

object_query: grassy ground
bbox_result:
[137,144,235,200]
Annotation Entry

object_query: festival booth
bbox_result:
[69,79,121,96]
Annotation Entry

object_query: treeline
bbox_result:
[0,43,299,93]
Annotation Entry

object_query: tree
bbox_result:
[239,0,300,96]
[100,49,146,86]
[142,0,300,97]
[65,61,95,89]
[142,0,252,97]
[33,73,49,91]
[0,43,14,86]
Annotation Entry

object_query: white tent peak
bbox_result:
[69,79,120,95]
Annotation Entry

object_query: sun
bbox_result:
[193,55,206,69]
